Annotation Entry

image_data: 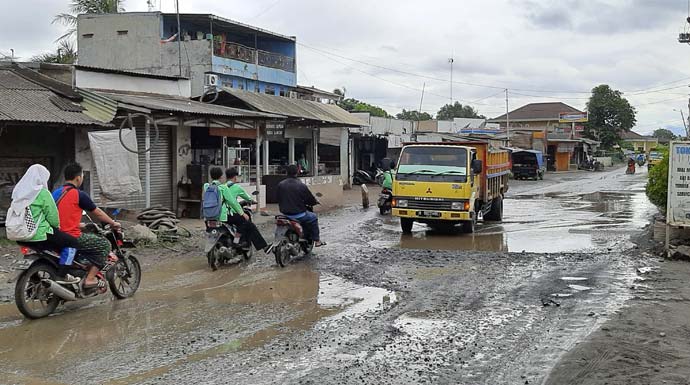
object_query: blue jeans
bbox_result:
[287,212,320,241]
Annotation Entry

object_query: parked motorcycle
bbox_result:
[578,159,604,172]
[205,200,255,271]
[377,188,392,215]
[353,169,382,185]
[12,214,141,319]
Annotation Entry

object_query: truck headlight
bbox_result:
[451,201,470,211]
[396,199,408,208]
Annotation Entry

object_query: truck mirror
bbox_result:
[471,159,483,174]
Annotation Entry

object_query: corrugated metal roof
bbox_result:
[223,88,367,126]
[96,92,284,119]
[80,89,119,123]
[0,69,108,126]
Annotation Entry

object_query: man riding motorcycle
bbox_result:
[224,167,268,252]
[276,164,326,247]
[52,163,120,289]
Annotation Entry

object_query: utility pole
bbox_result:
[176,0,182,77]
[505,89,510,141]
[448,57,454,105]
[415,82,426,136]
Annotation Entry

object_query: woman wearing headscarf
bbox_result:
[10,164,78,250]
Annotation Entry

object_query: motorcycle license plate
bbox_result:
[416,210,441,218]
[274,226,288,238]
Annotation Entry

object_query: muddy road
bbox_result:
[0,166,660,384]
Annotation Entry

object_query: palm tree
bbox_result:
[53,0,124,42]
[31,40,77,64]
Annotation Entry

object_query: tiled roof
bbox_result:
[490,102,583,121]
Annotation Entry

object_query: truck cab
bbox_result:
[392,142,509,234]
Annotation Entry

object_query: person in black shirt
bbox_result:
[276,165,325,247]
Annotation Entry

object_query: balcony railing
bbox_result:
[213,41,295,72]
[214,42,256,64]
[258,50,295,72]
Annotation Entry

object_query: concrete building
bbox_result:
[621,131,659,154]
[77,12,297,97]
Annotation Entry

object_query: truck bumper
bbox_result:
[392,208,472,221]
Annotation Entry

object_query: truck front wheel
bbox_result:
[400,218,414,234]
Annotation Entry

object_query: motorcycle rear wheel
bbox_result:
[275,245,290,268]
[108,255,142,299]
[208,249,220,271]
[15,262,60,319]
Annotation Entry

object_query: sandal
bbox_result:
[315,241,327,247]
[83,279,106,290]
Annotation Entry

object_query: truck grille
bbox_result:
[405,199,453,211]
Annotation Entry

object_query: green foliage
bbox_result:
[53,0,124,42]
[584,84,636,149]
[337,98,389,118]
[396,109,433,121]
[31,40,77,64]
[646,147,669,210]
[436,102,485,120]
[652,128,677,141]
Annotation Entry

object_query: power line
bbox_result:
[299,41,690,97]
[250,0,282,20]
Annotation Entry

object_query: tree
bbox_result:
[652,128,677,141]
[337,96,390,118]
[396,109,433,121]
[436,102,485,120]
[53,0,124,42]
[584,84,636,148]
[31,41,77,64]
[646,147,669,210]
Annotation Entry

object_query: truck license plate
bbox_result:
[416,210,441,218]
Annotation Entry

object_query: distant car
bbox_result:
[648,151,663,170]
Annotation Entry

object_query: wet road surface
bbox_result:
[0,166,657,384]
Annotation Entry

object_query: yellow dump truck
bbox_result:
[391,140,510,233]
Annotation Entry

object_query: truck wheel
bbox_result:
[400,218,413,234]
[485,196,503,222]
[461,219,475,233]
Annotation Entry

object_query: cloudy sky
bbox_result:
[3,0,690,134]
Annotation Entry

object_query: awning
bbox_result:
[80,89,285,123]
[222,87,367,127]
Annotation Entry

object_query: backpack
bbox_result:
[202,183,223,220]
[6,204,41,241]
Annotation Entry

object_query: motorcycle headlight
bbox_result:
[396,199,408,208]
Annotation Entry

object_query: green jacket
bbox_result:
[28,188,60,242]
[226,182,252,215]
[382,171,393,190]
[203,181,235,222]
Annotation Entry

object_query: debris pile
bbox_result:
[137,207,180,242]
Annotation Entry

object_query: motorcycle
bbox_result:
[205,200,255,271]
[353,169,382,185]
[271,204,318,268]
[12,213,141,319]
[626,161,636,175]
[377,188,392,215]
[578,159,604,172]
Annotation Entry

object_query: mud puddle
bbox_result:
[0,260,395,385]
[391,190,656,253]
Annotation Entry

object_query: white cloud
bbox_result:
[3,0,690,129]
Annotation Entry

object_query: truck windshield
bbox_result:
[398,147,467,175]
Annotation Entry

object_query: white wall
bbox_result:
[75,69,192,98]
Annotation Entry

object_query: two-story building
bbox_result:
[489,102,597,171]
[77,12,296,98]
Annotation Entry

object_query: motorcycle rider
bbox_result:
[276,164,326,247]
[224,167,268,252]
[53,163,120,289]
[381,160,395,191]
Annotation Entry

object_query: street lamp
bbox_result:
[673,109,689,138]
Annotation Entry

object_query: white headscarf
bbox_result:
[10,164,51,210]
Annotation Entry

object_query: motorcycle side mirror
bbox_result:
[252,191,259,196]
